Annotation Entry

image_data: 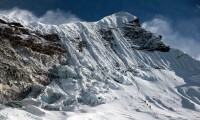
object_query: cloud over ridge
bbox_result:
[142,17,200,60]
[0,7,81,25]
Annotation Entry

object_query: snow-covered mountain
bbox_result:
[0,12,200,120]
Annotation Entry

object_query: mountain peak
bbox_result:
[98,12,138,28]
[95,12,170,52]
[0,12,200,120]
[111,11,136,19]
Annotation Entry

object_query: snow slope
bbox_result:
[0,12,200,120]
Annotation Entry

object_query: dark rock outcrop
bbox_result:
[123,18,170,52]
[0,19,67,104]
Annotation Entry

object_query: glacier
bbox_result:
[0,12,200,120]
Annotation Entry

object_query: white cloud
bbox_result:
[197,56,200,61]
[0,7,81,25]
[142,17,200,61]
[38,9,81,25]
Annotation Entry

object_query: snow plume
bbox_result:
[0,7,81,25]
[142,17,200,61]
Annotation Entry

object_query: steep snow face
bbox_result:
[0,12,200,120]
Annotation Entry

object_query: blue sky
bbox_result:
[0,0,200,60]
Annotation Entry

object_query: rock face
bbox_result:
[0,19,67,104]
[123,19,170,52]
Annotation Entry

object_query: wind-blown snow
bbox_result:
[0,8,81,25]
[0,12,200,120]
